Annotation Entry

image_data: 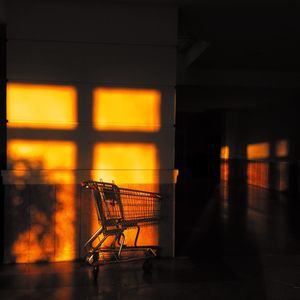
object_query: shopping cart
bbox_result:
[81,180,162,274]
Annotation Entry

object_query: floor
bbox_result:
[1,183,300,300]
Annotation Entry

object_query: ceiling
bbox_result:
[175,1,300,110]
[177,2,300,72]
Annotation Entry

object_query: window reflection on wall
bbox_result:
[92,87,162,247]
[7,83,77,129]
[7,83,78,263]
[220,146,229,182]
[93,88,161,132]
[6,83,163,262]
[92,143,158,184]
[246,141,289,191]
[247,142,270,188]
[247,143,270,160]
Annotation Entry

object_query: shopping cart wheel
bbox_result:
[86,251,99,266]
[142,258,152,273]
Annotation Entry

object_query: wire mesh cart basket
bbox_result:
[81,180,162,274]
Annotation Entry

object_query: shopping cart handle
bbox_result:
[81,180,95,189]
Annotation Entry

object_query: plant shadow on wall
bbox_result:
[5,159,70,263]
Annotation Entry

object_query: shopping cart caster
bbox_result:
[142,259,152,273]
[86,251,99,266]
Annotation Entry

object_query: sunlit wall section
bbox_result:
[220,146,229,182]
[92,87,162,185]
[247,143,270,160]
[7,140,77,262]
[8,140,76,184]
[93,88,161,132]
[4,83,78,263]
[91,88,163,247]
[92,143,158,184]
[7,83,77,129]
[5,1,177,261]
[92,142,159,246]
[276,140,289,158]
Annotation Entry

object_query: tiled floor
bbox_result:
[1,183,300,299]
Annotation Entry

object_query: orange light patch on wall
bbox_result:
[54,185,76,261]
[276,140,289,157]
[93,88,161,131]
[8,140,77,262]
[12,187,76,263]
[247,143,270,160]
[92,143,159,246]
[7,83,77,129]
[220,146,229,181]
[8,140,76,184]
[220,146,229,160]
[92,143,158,184]
[12,206,54,263]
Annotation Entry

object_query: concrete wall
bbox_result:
[2,0,177,263]
[0,0,5,22]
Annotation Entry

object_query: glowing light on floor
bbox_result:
[247,161,269,188]
[7,83,77,129]
[221,162,229,182]
[93,88,161,131]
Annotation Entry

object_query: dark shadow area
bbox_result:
[175,110,223,257]
[0,21,6,264]
[5,159,57,263]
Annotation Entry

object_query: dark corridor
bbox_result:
[175,108,300,259]
[175,110,224,257]
[0,21,6,264]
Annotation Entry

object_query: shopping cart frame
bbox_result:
[81,180,162,270]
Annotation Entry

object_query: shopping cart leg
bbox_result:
[134,225,140,247]
[117,233,125,259]
[84,226,103,251]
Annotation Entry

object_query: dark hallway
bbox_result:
[175,110,223,257]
